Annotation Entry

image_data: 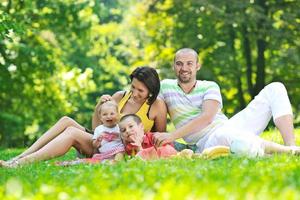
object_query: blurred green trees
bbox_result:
[0,0,299,147]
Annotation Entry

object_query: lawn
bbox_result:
[1,129,300,200]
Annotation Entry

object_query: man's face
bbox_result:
[119,117,144,145]
[174,52,200,83]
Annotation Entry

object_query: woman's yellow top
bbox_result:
[118,92,154,132]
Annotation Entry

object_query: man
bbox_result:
[154,48,296,155]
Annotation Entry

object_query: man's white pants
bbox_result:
[196,82,293,153]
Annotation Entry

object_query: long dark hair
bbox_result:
[130,66,160,105]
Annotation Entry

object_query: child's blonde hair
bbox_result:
[96,100,118,117]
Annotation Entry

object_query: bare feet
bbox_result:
[0,160,18,168]
[290,146,300,155]
[55,159,84,166]
[177,149,194,159]
[7,156,22,163]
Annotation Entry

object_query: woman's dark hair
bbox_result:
[130,66,160,105]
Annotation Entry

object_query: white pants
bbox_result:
[196,82,293,153]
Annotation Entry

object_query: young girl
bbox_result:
[91,101,124,161]
[57,101,124,166]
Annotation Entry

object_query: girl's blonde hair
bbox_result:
[91,100,119,129]
[96,100,118,117]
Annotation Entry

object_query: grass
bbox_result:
[1,129,300,200]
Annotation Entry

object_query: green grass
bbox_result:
[1,130,300,200]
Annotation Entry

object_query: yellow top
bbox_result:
[118,92,154,132]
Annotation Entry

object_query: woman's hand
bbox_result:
[99,94,113,104]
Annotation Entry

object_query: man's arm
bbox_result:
[153,99,220,146]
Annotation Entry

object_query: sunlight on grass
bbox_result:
[1,129,300,199]
[1,156,300,199]
[262,128,300,145]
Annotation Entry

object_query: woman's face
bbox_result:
[130,78,149,104]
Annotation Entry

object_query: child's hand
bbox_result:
[92,136,103,149]
[128,132,143,147]
[129,141,142,150]
[125,143,141,156]
[96,135,103,143]
[126,135,143,154]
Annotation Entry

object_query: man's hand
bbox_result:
[153,132,175,147]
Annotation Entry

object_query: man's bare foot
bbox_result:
[290,146,300,155]
[177,149,194,159]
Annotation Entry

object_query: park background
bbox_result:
[1,1,300,199]
[1,0,300,147]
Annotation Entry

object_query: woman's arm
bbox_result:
[150,97,167,132]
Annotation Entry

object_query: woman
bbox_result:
[92,66,166,132]
[0,66,167,167]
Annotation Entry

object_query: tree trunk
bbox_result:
[228,23,246,109]
[242,24,255,99]
[236,76,246,110]
[255,0,268,95]
[255,38,266,94]
[7,0,12,12]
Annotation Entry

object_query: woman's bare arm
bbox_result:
[150,97,167,132]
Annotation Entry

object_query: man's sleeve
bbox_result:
[203,81,223,108]
[158,79,166,101]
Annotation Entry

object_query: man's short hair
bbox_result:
[174,48,199,63]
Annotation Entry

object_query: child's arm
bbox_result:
[92,135,103,149]
[92,126,104,150]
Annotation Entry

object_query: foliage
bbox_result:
[0,0,300,147]
[126,0,300,116]
[0,0,134,147]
